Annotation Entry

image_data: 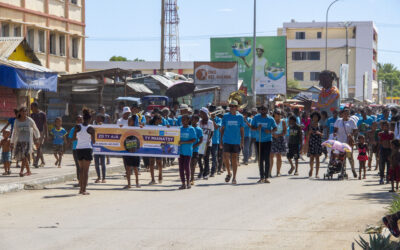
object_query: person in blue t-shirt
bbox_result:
[220,100,244,185]
[211,109,223,174]
[357,109,374,136]
[50,117,68,168]
[326,109,339,136]
[1,109,19,168]
[179,115,196,189]
[68,115,82,181]
[190,115,203,185]
[243,111,252,165]
[367,107,377,122]
[251,105,277,183]
[168,110,178,126]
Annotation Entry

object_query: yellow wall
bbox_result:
[285,27,355,40]
[8,44,33,63]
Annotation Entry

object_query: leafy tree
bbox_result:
[287,79,300,89]
[109,56,127,61]
[133,58,145,62]
[378,63,400,97]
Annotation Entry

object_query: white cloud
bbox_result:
[218,8,233,12]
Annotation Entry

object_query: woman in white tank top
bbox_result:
[73,109,95,195]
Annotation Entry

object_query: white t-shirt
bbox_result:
[199,119,214,147]
[117,117,129,127]
[334,118,357,143]
[350,115,359,125]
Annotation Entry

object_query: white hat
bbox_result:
[180,104,189,110]
[200,107,209,115]
[145,112,151,117]
[122,106,131,114]
[256,44,264,51]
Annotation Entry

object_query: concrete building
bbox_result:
[278,20,378,101]
[86,61,194,79]
[0,0,86,73]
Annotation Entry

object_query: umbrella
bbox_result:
[322,140,352,153]
[165,81,195,98]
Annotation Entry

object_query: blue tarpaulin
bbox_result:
[0,64,58,92]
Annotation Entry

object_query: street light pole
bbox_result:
[325,0,339,70]
[252,0,257,107]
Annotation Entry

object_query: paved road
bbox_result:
[0,157,393,250]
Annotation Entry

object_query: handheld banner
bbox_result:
[92,125,180,158]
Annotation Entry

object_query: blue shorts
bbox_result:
[2,151,11,163]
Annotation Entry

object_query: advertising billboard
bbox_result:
[339,64,349,99]
[194,61,238,85]
[210,36,286,95]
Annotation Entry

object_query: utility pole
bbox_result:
[343,22,351,64]
[160,0,165,74]
[252,0,257,107]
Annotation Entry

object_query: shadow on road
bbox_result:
[348,190,394,204]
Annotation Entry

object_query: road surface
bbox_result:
[0,158,392,249]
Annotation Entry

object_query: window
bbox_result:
[27,29,34,50]
[1,23,10,37]
[72,37,79,58]
[49,33,56,55]
[292,51,307,60]
[317,32,322,39]
[294,72,304,81]
[307,51,320,60]
[310,72,320,81]
[59,35,65,56]
[292,51,320,61]
[38,30,45,53]
[295,32,305,39]
[70,0,78,4]
[14,26,21,37]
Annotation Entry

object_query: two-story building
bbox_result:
[278,20,378,101]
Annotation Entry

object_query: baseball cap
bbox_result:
[122,106,131,114]
[229,100,239,106]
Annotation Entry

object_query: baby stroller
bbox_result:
[324,151,347,180]
[322,139,352,180]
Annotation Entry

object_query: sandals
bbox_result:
[232,179,237,185]
[225,174,231,183]
[123,185,131,189]
[148,180,156,185]
[179,185,186,190]
[19,172,24,177]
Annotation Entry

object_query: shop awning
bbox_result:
[0,59,58,92]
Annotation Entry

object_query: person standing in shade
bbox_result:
[73,109,95,195]
[251,105,277,183]
[198,107,214,179]
[30,102,48,168]
[220,100,244,185]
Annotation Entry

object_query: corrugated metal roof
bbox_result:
[127,82,153,94]
[0,58,54,72]
[85,61,194,71]
[0,37,24,58]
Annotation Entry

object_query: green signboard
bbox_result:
[210,36,286,95]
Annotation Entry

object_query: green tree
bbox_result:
[378,63,400,97]
[109,56,127,61]
[287,79,300,89]
[133,58,145,62]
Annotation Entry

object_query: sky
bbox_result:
[85,0,400,68]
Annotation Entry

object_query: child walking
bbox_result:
[305,111,323,178]
[1,130,12,175]
[287,116,302,176]
[50,117,67,168]
[357,135,368,180]
[389,140,400,192]
[179,115,196,189]
[190,115,203,185]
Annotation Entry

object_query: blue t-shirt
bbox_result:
[327,117,337,135]
[177,115,182,126]
[193,126,203,153]
[251,114,277,142]
[162,117,169,126]
[212,117,222,145]
[179,126,196,156]
[369,115,377,122]
[357,117,374,135]
[377,115,391,122]
[8,117,16,133]
[221,113,245,145]
[296,116,301,125]
[168,117,177,126]
[68,127,77,150]
[51,127,67,145]
[244,117,252,138]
